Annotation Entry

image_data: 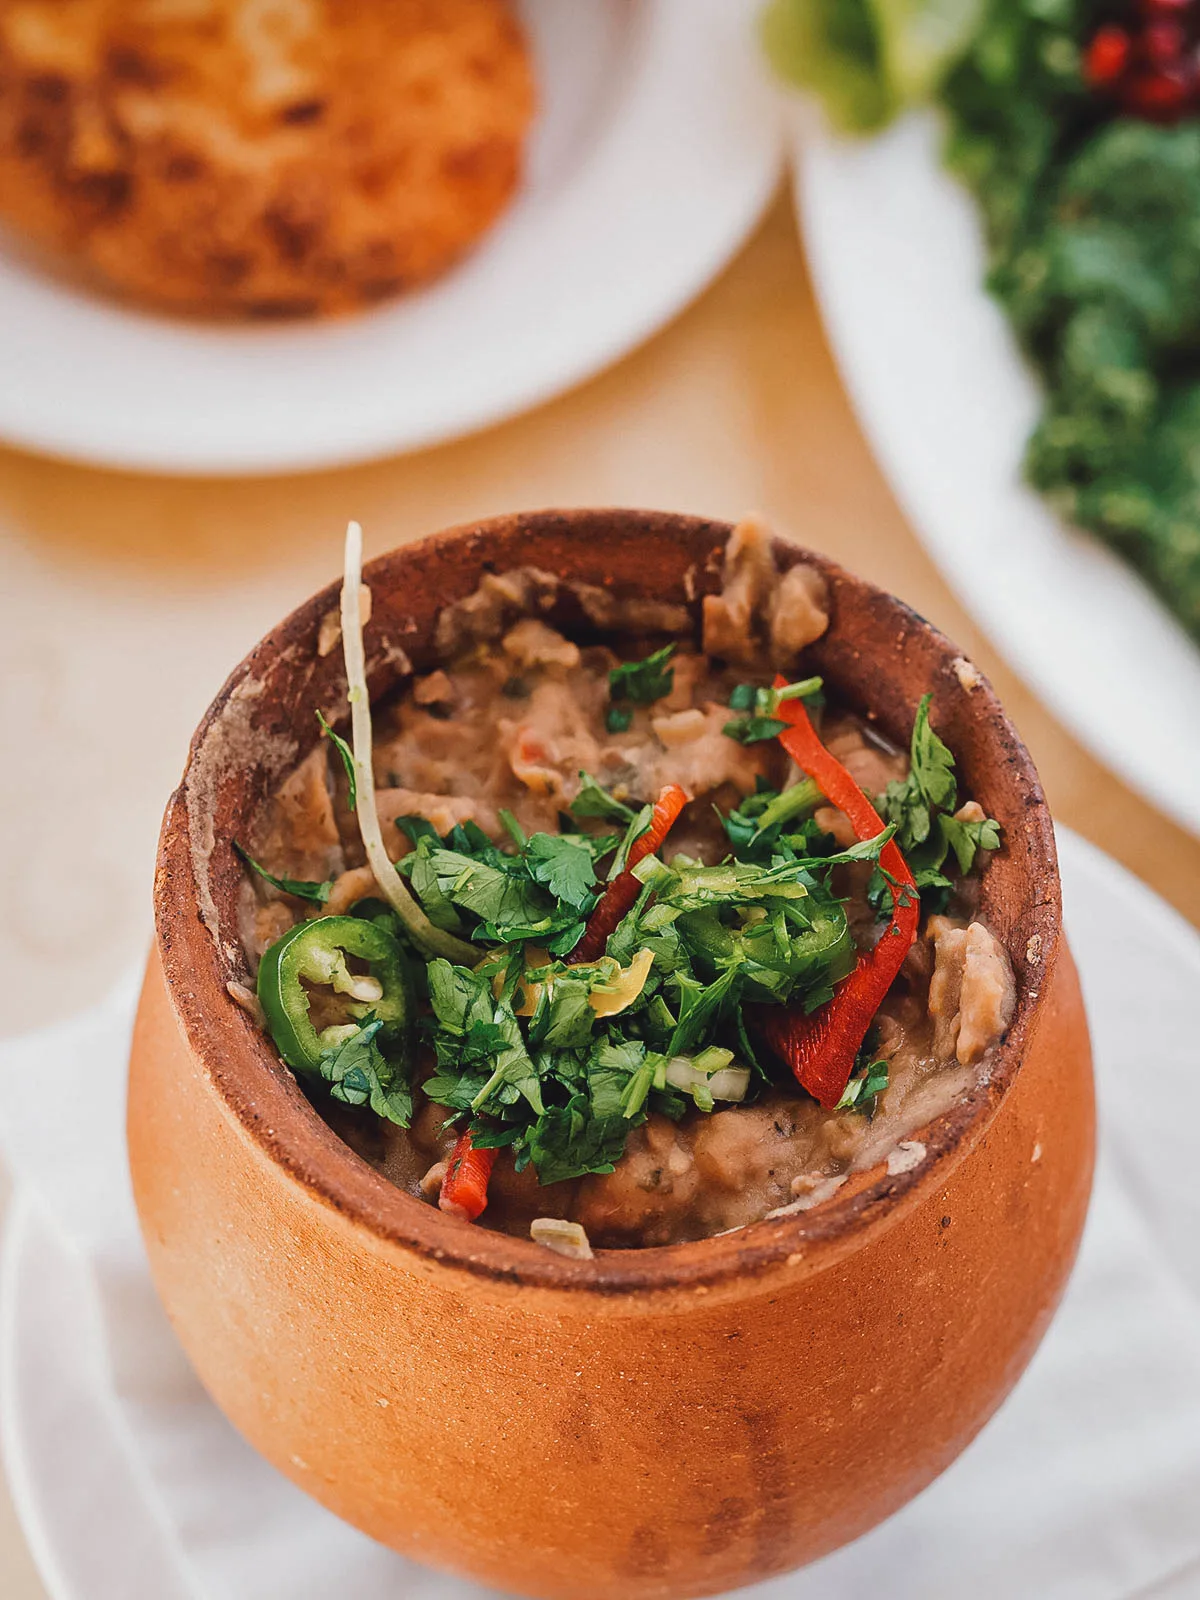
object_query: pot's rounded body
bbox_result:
[129,510,1094,1600]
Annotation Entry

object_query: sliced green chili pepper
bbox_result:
[256,916,409,1075]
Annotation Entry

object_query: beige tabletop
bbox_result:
[1,192,1198,1600]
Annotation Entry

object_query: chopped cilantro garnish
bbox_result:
[940,810,1002,875]
[606,705,634,733]
[319,1018,413,1128]
[405,793,868,1185]
[608,644,676,707]
[569,772,636,826]
[723,676,823,744]
[233,841,331,904]
[361,690,993,1190]
[524,833,598,911]
[498,808,527,849]
[317,710,357,811]
[876,694,1002,911]
[835,1053,889,1116]
[723,715,788,745]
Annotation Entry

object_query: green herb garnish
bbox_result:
[398,791,869,1185]
[835,1054,889,1115]
[874,694,1001,912]
[723,676,823,744]
[569,772,636,826]
[317,710,357,811]
[608,644,676,707]
[233,841,331,904]
[319,1018,413,1127]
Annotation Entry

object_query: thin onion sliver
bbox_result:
[340,521,477,964]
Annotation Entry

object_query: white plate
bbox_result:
[4,831,1200,1600]
[794,113,1200,838]
[0,0,781,477]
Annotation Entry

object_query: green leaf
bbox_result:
[318,1019,412,1128]
[723,715,787,745]
[723,679,823,745]
[634,855,816,912]
[762,0,983,133]
[608,644,676,705]
[498,808,527,849]
[316,711,357,811]
[525,1097,632,1185]
[425,847,550,931]
[233,842,331,904]
[606,705,634,733]
[669,967,739,1055]
[607,803,653,881]
[588,1036,649,1120]
[444,820,509,864]
[408,840,467,934]
[524,833,598,910]
[909,695,958,811]
[938,811,1001,875]
[762,0,895,132]
[420,1070,483,1112]
[427,959,495,1040]
[530,969,599,1051]
[394,815,442,851]
[470,1002,544,1116]
[875,694,1001,907]
[569,773,636,826]
[835,1053,890,1115]
[547,919,590,957]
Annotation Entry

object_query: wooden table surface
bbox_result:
[1,192,1197,1599]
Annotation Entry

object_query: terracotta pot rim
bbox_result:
[154,507,1061,1301]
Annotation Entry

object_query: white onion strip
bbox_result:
[340,521,477,964]
[664,1057,750,1102]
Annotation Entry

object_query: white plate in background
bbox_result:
[3,831,1200,1600]
[795,113,1200,838]
[0,0,781,477]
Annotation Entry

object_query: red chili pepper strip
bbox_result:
[758,679,919,1109]
[439,1129,497,1222]
[570,783,689,964]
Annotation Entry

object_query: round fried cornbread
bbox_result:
[0,0,535,316]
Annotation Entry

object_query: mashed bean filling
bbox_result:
[239,523,1015,1248]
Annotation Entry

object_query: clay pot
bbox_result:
[129,509,1094,1599]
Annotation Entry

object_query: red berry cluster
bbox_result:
[1083,0,1200,119]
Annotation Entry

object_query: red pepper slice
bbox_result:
[439,1129,497,1221]
[569,782,689,964]
[758,679,919,1109]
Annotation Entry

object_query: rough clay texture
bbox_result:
[130,947,1092,1598]
[129,510,1095,1598]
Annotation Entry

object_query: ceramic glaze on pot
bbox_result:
[129,510,1094,1600]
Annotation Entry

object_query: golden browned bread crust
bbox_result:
[0,0,535,316]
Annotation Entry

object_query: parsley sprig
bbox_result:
[391,784,889,1185]
[723,676,824,744]
[325,690,998,1188]
[233,841,332,905]
[873,695,1001,913]
[606,645,676,732]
